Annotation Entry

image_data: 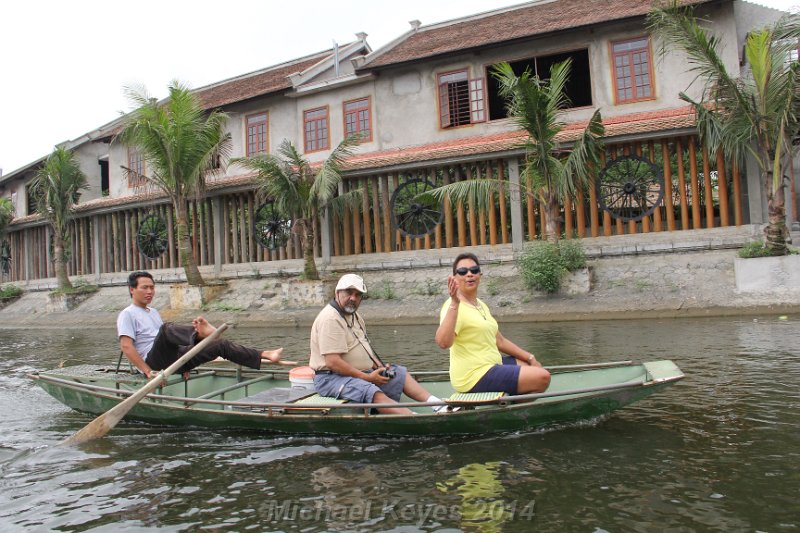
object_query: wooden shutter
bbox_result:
[469,78,485,123]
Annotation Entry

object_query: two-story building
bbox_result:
[0,0,792,283]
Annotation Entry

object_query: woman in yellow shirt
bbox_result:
[435,253,551,394]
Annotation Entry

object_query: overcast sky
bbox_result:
[0,0,794,174]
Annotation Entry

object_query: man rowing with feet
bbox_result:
[118,271,284,379]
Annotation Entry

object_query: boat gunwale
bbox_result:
[29,364,683,413]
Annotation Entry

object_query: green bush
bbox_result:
[411,278,441,296]
[0,284,22,300]
[485,278,501,296]
[558,239,587,270]
[738,241,776,258]
[518,239,587,293]
[518,242,566,293]
[373,280,396,300]
[51,279,99,296]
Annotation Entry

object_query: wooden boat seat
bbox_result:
[446,391,506,406]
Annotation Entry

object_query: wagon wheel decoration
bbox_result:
[390,179,443,238]
[597,155,664,222]
[254,202,291,250]
[136,214,169,260]
[0,240,10,274]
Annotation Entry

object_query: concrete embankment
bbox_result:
[1,226,798,329]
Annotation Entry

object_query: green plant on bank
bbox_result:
[50,280,98,296]
[0,284,22,300]
[648,3,800,255]
[373,280,397,300]
[737,241,798,259]
[518,239,587,293]
[250,265,263,280]
[557,238,587,270]
[201,301,244,312]
[411,278,442,297]
[485,278,501,296]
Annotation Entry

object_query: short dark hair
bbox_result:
[452,253,480,274]
[128,271,154,290]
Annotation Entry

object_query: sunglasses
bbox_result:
[455,266,481,276]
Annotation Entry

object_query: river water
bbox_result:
[0,315,798,532]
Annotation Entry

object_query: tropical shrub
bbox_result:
[519,239,587,293]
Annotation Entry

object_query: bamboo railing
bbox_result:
[0,135,756,283]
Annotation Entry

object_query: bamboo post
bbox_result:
[443,166,454,249]
[732,161,743,226]
[238,195,248,263]
[702,145,715,228]
[588,162,599,237]
[381,174,392,252]
[688,137,702,229]
[371,176,382,253]
[497,161,509,244]
[661,141,676,231]
[393,174,403,251]
[487,164,497,245]
[362,177,372,254]
[676,138,690,230]
[455,167,467,247]
[715,151,730,227]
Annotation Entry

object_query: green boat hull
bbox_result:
[31,360,684,436]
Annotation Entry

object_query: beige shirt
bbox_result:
[309,304,375,371]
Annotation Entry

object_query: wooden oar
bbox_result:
[62,323,229,446]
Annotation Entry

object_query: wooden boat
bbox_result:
[30,360,684,436]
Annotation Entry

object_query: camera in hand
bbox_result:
[381,365,396,379]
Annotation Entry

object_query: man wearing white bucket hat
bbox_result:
[309,273,447,414]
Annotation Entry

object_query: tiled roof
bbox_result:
[194,50,334,109]
[341,106,696,171]
[359,0,710,70]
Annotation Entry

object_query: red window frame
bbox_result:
[343,97,372,143]
[437,69,485,129]
[127,148,146,188]
[246,112,269,156]
[611,36,655,104]
[304,106,330,153]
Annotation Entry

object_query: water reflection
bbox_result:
[437,461,522,532]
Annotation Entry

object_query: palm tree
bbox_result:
[118,81,231,286]
[30,147,89,290]
[428,59,604,242]
[648,2,800,255]
[234,137,359,279]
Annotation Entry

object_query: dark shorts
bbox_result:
[469,356,520,395]
[313,365,408,403]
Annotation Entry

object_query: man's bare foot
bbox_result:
[260,347,284,363]
[192,316,217,339]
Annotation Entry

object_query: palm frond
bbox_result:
[118,81,229,202]
[30,147,89,238]
[326,188,364,217]
[0,197,13,236]
[561,109,605,198]
[425,178,511,212]
[648,2,749,114]
[310,135,359,204]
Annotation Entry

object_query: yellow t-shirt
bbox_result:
[439,297,501,392]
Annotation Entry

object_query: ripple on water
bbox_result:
[0,317,797,531]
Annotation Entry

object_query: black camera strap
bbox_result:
[328,299,387,369]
